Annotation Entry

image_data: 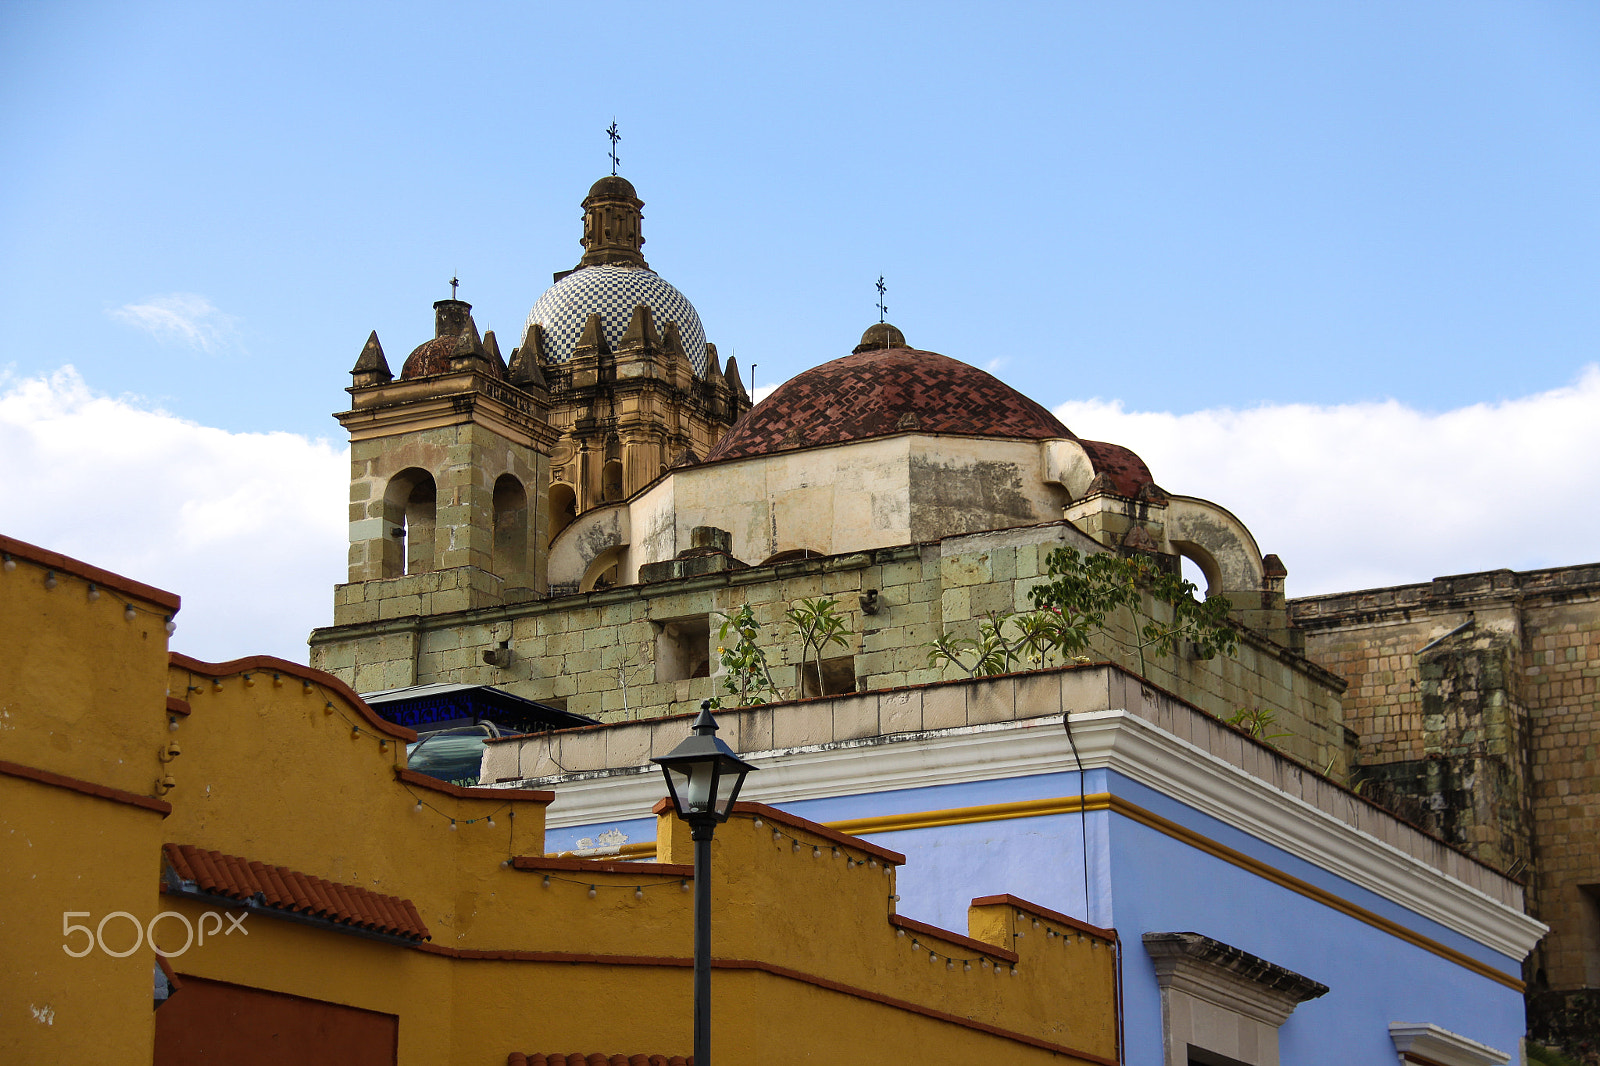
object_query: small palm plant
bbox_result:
[786,596,852,697]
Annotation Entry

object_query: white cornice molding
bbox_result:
[537,715,1077,827]
[1071,709,1544,961]
[1389,1022,1508,1066]
[528,710,1544,960]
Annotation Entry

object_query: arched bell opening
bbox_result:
[383,468,437,578]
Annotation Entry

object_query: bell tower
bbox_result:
[332,293,559,630]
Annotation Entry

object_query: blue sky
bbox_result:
[3,2,1598,661]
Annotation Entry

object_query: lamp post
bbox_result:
[652,700,758,1066]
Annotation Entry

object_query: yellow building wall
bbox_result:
[0,534,178,1064]
[3,536,1120,1065]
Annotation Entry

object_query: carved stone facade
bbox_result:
[517,176,750,535]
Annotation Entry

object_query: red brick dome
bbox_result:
[705,333,1073,462]
[400,335,458,379]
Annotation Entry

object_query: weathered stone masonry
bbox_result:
[1291,563,1600,1043]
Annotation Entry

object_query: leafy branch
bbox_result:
[786,596,852,697]
[707,602,778,709]
[926,546,1239,680]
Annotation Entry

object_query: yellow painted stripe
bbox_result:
[581,793,1523,990]
[828,795,1114,836]
[1101,795,1524,991]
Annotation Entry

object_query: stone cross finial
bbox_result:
[607,121,621,176]
[875,276,888,323]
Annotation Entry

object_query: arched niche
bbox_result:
[601,460,625,503]
[492,474,528,579]
[548,482,578,546]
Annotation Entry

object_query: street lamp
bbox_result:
[652,700,758,1066]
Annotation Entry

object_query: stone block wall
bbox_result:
[1523,593,1600,992]
[1292,564,1600,992]
[312,521,1349,773]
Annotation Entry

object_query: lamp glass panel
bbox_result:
[665,764,694,815]
[713,759,747,819]
[684,762,716,815]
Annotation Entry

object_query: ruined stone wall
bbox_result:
[312,521,1348,772]
[1291,564,1600,991]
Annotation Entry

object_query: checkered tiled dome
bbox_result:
[525,265,707,376]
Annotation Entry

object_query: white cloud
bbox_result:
[751,383,779,404]
[109,293,241,354]
[5,362,1594,666]
[1053,366,1600,597]
[0,367,346,663]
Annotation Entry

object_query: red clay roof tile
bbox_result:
[508,1049,691,1056]
[1075,439,1155,498]
[161,844,429,942]
[704,347,1071,462]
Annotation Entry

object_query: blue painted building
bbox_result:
[486,665,1542,1065]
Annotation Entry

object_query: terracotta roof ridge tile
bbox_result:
[381,888,424,939]
[319,876,360,926]
[399,897,430,940]
[306,873,341,919]
[245,861,282,908]
[224,854,260,901]
[262,865,303,913]
[185,848,232,897]
[365,888,404,935]
[508,1049,691,1056]
[162,843,193,882]
[348,885,385,932]
[281,864,321,915]
[160,844,428,941]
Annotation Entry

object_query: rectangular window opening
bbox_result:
[655,617,711,683]
[801,654,857,698]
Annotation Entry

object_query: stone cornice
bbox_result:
[339,372,558,449]
[1143,931,1326,1026]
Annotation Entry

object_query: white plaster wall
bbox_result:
[613,434,1070,571]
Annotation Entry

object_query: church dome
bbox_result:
[400,298,504,381]
[401,335,459,379]
[704,325,1072,462]
[587,174,637,200]
[525,265,708,375]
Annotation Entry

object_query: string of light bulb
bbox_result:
[531,870,695,898]
[750,815,897,876]
[3,550,177,633]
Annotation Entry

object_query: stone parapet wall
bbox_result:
[312,521,1348,772]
